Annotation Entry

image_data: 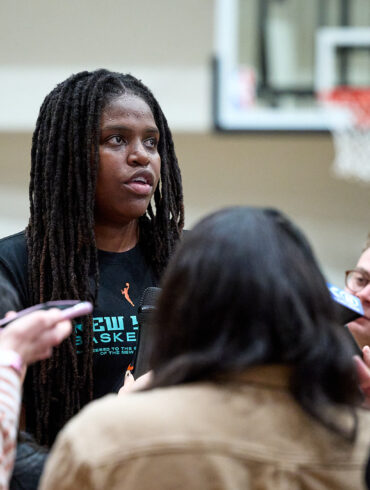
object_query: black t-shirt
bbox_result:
[0,231,157,400]
[90,247,157,397]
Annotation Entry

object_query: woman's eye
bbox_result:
[109,135,124,145]
[144,137,156,147]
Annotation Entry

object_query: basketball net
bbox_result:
[320,87,370,184]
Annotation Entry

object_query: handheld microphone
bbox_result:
[327,283,364,324]
[133,287,161,377]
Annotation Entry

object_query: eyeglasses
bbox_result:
[345,269,370,293]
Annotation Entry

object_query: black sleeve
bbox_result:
[0,264,23,315]
[0,232,30,316]
[10,431,48,490]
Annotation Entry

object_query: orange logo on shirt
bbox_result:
[121,282,134,307]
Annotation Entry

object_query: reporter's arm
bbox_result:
[0,309,72,365]
[0,365,22,489]
[0,309,72,487]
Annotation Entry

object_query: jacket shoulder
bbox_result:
[0,230,27,248]
[0,231,27,257]
[0,231,29,310]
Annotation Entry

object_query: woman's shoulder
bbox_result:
[58,382,223,446]
[0,231,29,311]
[0,230,27,260]
[0,230,28,277]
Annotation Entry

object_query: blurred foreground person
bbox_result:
[41,208,370,490]
[0,283,71,489]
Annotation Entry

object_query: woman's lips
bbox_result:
[124,181,152,195]
[123,170,155,196]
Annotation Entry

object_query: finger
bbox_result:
[48,321,72,346]
[55,322,72,345]
[363,346,370,367]
[119,371,135,395]
[124,370,135,386]
[10,309,65,338]
[36,321,72,351]
[131,371,153,392]
[348,319,370,350]
[354,356,370,388]
[5,311,17,319]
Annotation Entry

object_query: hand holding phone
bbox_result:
[0,301,93,366]
[0,300,93,328]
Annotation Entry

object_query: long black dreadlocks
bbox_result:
[26,69,184,446]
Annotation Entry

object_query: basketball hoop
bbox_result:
[319,87,370,184]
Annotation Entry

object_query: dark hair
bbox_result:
[149,207,360,439]
[26,69,184,445]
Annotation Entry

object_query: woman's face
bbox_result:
[95,93,161,227]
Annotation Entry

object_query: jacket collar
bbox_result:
[236,365,293,389]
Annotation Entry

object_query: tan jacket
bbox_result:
[40,366,370,489]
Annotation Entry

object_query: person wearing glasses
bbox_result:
[345,237,370,490]
[344,235,370,422]
[345,235,370,350]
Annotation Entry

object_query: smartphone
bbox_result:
[0,300,93,328]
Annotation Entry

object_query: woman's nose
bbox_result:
[127,142,149,166]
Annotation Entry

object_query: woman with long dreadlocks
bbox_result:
[0,69,184,451]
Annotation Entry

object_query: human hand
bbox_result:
[118,370,153,395]
[347,316,370,350]
[0,308,72,366]
[4,310,17,319]
[354,346,370,407]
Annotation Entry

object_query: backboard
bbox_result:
[214,0,370,131]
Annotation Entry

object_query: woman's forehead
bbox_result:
[103,94,153,116]
[357,248,370,272]
[101,94,157,129]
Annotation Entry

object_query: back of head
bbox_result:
[149,207,360,438]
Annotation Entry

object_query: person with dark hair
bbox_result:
[0,68,184,449]
[40,207,370,490]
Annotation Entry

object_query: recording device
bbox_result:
[327,283,364,324]
[0,300,93,328]
[133,287,161,377]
